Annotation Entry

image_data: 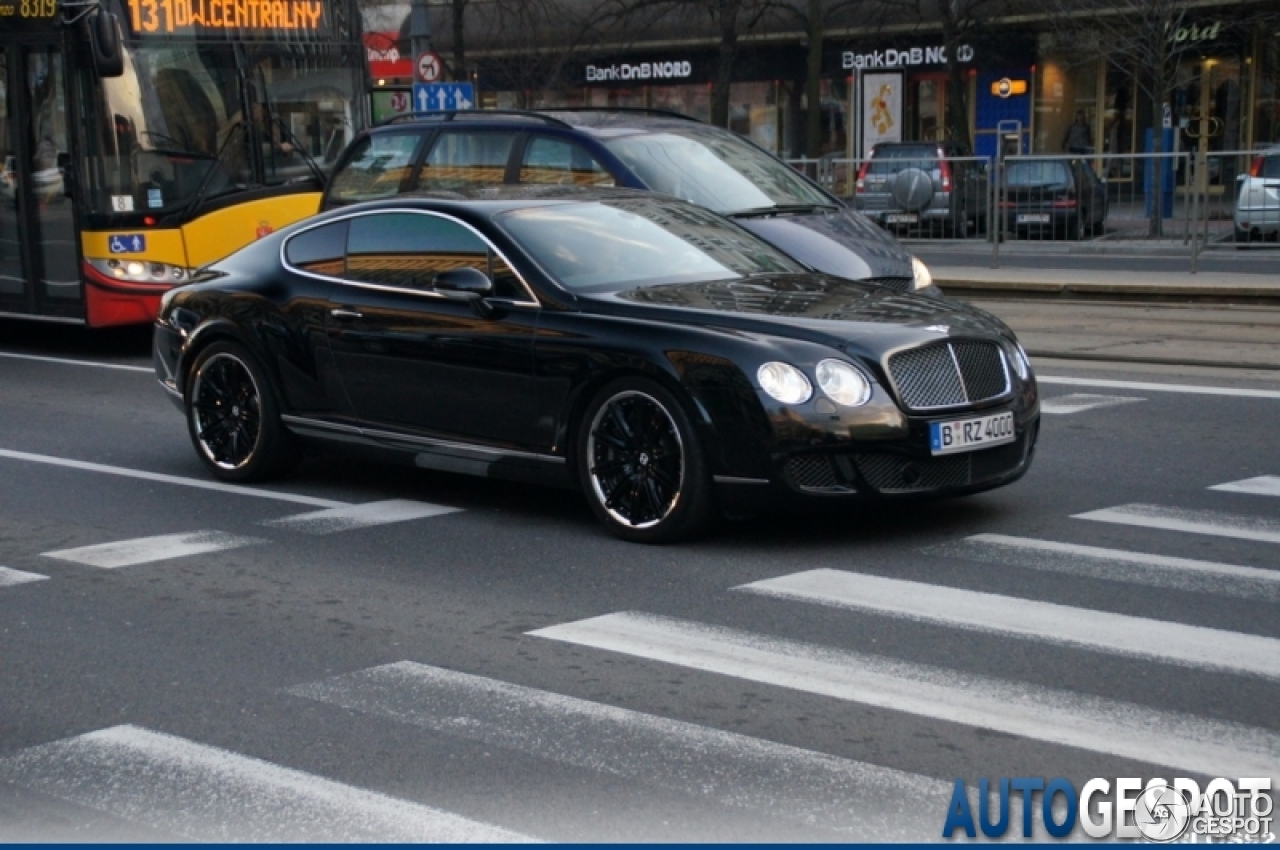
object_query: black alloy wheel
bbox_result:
[578,378,714,543]
[186,341,297,483]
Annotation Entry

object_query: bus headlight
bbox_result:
[87,257,191,284]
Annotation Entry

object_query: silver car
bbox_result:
[1234,148,1280,243]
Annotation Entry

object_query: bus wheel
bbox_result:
[186,341,297,482]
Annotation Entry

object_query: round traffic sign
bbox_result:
[417,52,442,83]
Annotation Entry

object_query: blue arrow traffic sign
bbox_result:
[412,82,475,112]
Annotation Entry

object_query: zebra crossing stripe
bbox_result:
[529,613,1280,778]
[734,569,1280,679]
[0,565,49,587]
[1039,394,1144,415]
[1210,476,1280,498]
[260,499,459,534]
[930,534,1280,601]
[41,531,264,568]
[0,725,533,843]
[290,660,950,840]
[1074,503,1280,545]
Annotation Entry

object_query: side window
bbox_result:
[326,133,422,205]
[345,212,528,299]
[420,131,516,191]
[519,137,616,187]
[285,220,349,277]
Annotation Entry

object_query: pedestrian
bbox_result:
[1062,110,1093,155]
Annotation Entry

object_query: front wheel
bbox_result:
[186,340,298,483]
[577,378,715,543]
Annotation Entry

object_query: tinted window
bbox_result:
[520,137,615,186]
[602,127,829,214]
[420,131,516,190]
[285,220,349,276]
[327,133,422,204]
[867,145,939,175]
[345,212,526,299]
[1006,161,1072,187]
[496,198,802,291]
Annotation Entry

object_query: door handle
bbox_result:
[329,307,363,320]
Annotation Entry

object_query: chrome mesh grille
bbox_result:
[887,341,1009,410]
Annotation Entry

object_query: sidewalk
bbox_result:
[934,265,1280,302]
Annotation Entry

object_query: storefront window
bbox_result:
[1251,33,1279,146]
[1034,52,1099,155]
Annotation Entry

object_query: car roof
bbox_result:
[312,184,670,219]
[367,107,708,137]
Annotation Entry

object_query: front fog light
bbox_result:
[911,256,933,290]
[816,359,871,406]
[758,362,812,405]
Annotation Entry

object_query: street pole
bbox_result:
[410,0,432,84]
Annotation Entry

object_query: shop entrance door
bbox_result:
[0,40,82,321]
[912,74,948,142]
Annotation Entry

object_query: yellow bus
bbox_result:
[1,0,366,326]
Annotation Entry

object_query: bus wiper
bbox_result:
[269,114,327,188]
[729,202,841,217]
[180,121,246,222]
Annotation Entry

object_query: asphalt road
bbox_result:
[0,311,1277,842]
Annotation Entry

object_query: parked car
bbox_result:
[1000,158,1108,240]
[1234,147,1280,243]
[320,108,936,293]
[154,189,1040,543]
[852,141,990,236]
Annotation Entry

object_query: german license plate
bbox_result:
[929,412,1015,455]
[886,213,918,224]
[1016,213,1050,224]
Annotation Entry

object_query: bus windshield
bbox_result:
[78,40,361,223]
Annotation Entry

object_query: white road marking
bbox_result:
[0,351,152,373]
[930,534,1280,601]
[1211,475,1280,498]
[42,531,264,569]
[734,569,1280,679]
[0,448,347,508]
[1037,375,1280,400]
[290,660,950,840]
[260,499,459,533]
[1075,503,1280,545]
[0,725,533,842]
[0,566,49,587]
[1039,393,1144,415]
[529,613,1280,779]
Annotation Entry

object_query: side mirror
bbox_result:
[434,266,493,299]
[85,10,125,78]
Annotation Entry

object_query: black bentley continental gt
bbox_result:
[154,188,1039,542]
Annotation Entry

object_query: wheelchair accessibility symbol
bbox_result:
[109,234,146,254]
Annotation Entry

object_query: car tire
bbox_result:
[1070,214,1085,241]
[186,340,298,483]
[577,377,715,544]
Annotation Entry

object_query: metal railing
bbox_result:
[786,147,1279,268]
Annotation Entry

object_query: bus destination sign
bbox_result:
[0,0,59,30]
[126,0,328,36]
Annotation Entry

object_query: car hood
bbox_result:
[589,274,1014,358]
[732,207,915,281]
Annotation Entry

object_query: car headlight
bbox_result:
[1006,339,1032,380]
[815,359,871,406]
[911,256,933,291]
[758,362,813,405]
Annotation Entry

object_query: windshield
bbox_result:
[602,127,832,215]
[496,198,804,291]
[77,42,362,222]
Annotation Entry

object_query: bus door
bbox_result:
[0,41,82,322]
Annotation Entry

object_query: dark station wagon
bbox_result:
[320,108,937,294]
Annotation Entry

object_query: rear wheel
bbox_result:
[186,340,298,482]
[577,378,714,543]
